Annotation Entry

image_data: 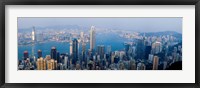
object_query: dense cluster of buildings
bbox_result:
[18,26,182,70]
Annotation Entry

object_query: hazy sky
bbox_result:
[18,17,182,33]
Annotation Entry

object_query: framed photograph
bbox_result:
[0,0,200,88]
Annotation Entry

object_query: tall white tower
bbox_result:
[69,40,73,55]
[32,26,36,42]
[90,26,95,51]
[32,26,36,60]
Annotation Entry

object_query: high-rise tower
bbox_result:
[152,41,162,54]
[37,50,42,58]
[23,51,29,60]
[32,26,36,42]
[153,56,159,70]
[90,26,96,52]
[51,47,57,60]
[31,27,36,60]
[69,39,73,55]
[72,39,78,65]
[97,45,105,59]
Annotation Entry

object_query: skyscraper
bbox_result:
[23,51,29,60]
[69,40,72,55]
[37,50,42,58]
[47,59,55,70]
[144,45,151,60]
[43,59,47,70]
[37,57,44,70]
[54,60,58,70]
[81,42,86,63]
[152,41,162,54]
[124,43,130,60]
[153,56,159,70]
[47,60,52,70]
[56,51,60,63]
[32,26,36,42]
[82,42,86,53]
[72,39,78,65]
[64,56,68,69]
[31,27,36,59]
[148,54,154,63]
[136,39,145,60]
[106,45,111,54]
[90,26,96,52]
[51,47,57,60]
[97,45,105,59]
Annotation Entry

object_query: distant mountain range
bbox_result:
[18,25,90,33]
[18,25,182,36]
[140,31,182,38]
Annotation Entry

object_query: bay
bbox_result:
[18,33,129,60]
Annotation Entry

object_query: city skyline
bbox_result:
[18,18,182,70]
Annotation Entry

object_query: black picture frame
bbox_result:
[0,0,200,88]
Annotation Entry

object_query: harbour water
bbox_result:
[18,33,129,60]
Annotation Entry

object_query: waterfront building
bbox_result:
[51,46,57,60]
[37,50,42,58]
[23,51,29,60]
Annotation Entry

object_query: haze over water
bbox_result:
[18,17,182,33]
